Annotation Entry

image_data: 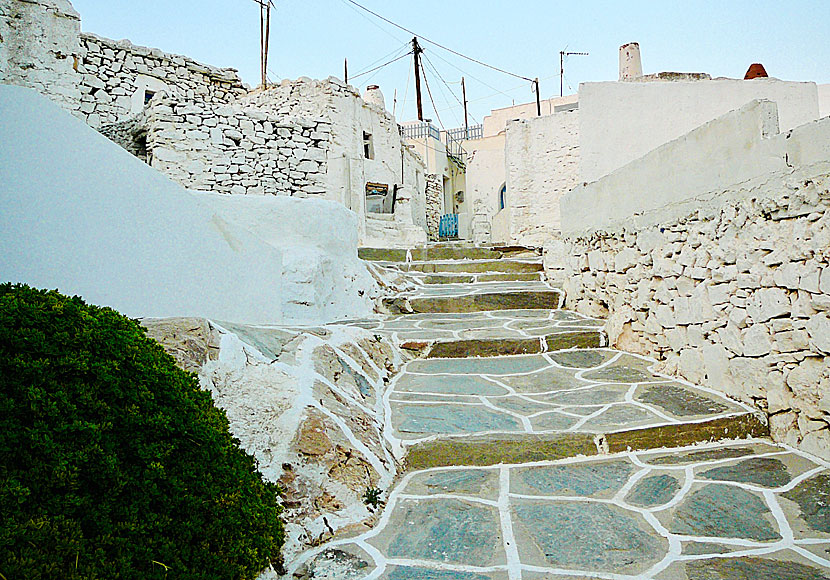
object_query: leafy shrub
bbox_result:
[0,284,283,579]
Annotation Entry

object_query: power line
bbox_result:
[350,50,413,81]
[342,0,533,82]
[351,41,410,77]
[338,0,405,43]
[422,53,472,125]
[419,60,444,129]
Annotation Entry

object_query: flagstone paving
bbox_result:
[295,441,830,579]
[291,245,830,579]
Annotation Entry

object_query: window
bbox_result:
[499,184,507,210]
[363,132,374,159]
[143,89,156,105]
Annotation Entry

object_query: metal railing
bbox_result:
[445,124,483,142]
[400,122,441,141]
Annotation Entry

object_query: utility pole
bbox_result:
[461,76,468,139]
[412,37,424,121]
[344,58,348,85]
[255,0,273,89]
[560,50,589,97]
[534,78,541,116]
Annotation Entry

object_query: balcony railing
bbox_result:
[445,124,483,141]
[400,122,441,141]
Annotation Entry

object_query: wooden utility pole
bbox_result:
[560,50,589,97]
[412,37,424,121]
[461,76,469,138]
[257,0,272,89]
[534,78,541,116]
[344,58,348,84]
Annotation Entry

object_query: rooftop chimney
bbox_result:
[744,63,769,80]
[619,43,643,81]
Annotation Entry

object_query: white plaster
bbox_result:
[505,110,579,245]
[579,78,820,182]
[562,100,830,237]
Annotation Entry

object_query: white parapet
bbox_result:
[561,99,830,238]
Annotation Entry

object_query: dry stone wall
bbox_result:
[559,166,830,459]
[77,33,245,127]
[141,94,330,197]
[425,173,442,241]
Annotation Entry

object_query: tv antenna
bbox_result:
[560,50,588,97]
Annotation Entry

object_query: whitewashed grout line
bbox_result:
[499,466,523,580]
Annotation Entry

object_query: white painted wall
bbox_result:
[504,110,579,246]
[195,194,377,323]
[0,86,376,325]
[819,84,830,119]
[579,79,820,182]
[0,0,82,113]
[483,94,578,138]
[465,133,506,243]
[562,99,830,237]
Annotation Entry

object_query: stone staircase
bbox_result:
[356,243,767,469]
[294,244,830,579]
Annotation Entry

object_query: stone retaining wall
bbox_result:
[558,165,830,458]
[425,173,442,241]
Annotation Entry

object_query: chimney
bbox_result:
[363,85,386,110]
[619,43,643,81]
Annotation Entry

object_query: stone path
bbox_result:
[293,244,830,579]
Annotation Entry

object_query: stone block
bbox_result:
[806,313,830,353]
[747,288,790,323]
[587,250,607,271]
[742,325,771,357]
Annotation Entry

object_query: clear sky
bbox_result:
[71,0,829,129]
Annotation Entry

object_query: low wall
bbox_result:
[562,100,830,237]
[579,78,819,183]
[505,110,578,245]
[557,108,830,458]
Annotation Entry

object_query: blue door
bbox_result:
[439,214,459,238]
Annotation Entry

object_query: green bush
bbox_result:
[0,284,284,579]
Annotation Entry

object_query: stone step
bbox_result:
[388,351,768,470]
[421,272,542,284]
[382,289,562,314]
[424,331,603,358]
[359,246,540,262]
[400,260,544,274]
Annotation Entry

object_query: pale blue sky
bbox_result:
[71,0,829,128]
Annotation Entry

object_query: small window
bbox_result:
[499,184,507,210]
[363,132,374,159]
[143,89,155,105]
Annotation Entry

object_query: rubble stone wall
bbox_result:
[556,111,830,459]
[141,94,330,197]
[77,33,245,128]
[505,110,578,246]
[425,173,443,241]
[0,0,82,112]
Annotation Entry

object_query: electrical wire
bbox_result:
[421,56,462,126]
[350,50,413,80]
[351,41,410,77]
[419,60,444,129]
[342,0,533,82]
[338,0,405,43]
[422,52,479,125]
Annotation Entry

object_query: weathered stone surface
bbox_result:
[370,498,504,566]
[512,500,665,573]
[637,383,729,417]
[384,290,562,314]
[626,474,681,507]
[670,484,781,541]
[512,460,634,498]
[699,457,792,487]
[684,555,830,580]
[404,433,598,470]
[141,316,219,372]
[782,472,830,534]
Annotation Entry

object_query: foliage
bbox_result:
[0,284,284,580]
[363,487,384,509]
